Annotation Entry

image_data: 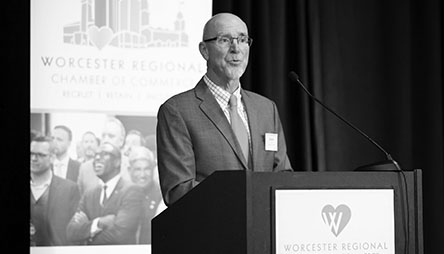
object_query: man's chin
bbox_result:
[135,180,150,189]
[225,68,246,80]
[93,168,104,175]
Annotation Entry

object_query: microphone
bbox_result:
[288,71,402,171]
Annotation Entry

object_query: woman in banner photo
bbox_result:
[156,13,293,206]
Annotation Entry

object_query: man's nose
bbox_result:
[229,41,240,52]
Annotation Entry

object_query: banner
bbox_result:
[30,0,212,253]
[274,189,395,254]
[31,0,211,116]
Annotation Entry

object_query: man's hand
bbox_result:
[72,211,88,224]
[98,214,116,230]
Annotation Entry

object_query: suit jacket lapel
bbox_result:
[241,90,259,170]
[47,176,60,218]
[93,186,103,215]
[104,178,123,207]
[66,159,73,180]
[194,79,249,169]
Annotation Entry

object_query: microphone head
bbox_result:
[288,71,299,82]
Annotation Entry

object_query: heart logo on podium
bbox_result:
[88,26,114,50]
[321,204,351,237]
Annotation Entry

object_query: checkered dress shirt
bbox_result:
[203,75,251,141]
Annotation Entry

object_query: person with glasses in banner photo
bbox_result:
[30,136,80,246]
[156,13,293,206]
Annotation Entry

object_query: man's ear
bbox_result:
[199,42,209,60]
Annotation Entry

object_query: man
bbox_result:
[30,136,80,246]
[77,117,129,194]
[127,146,165,244]
[156,13,292,206]
[51,125,81,182]
[66,143,144,245]
[78,131,100,163]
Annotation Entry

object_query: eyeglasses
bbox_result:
[203,35,253,47]
[30,152,50,159]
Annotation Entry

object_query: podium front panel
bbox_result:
[152,170,422,254]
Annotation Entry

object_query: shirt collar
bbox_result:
[204,75,242,107]
[100,174,121,193]
[30,170,53,187]
[54,154,70,166]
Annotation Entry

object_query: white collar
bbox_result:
[54,154,70,165]
[31,170,53,187]
[100,174,121,194]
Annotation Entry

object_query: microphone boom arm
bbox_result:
[288,71,394,162]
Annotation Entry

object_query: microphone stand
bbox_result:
[288,71,402,171]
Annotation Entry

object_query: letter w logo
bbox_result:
[321,204,351,237]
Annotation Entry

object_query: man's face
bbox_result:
[30,141,53,175]
[201,14,250,83]
[52,128,71,156]
[129,159,155,188]
[102,122,124,148]
[82,133,99,159]
[93,144,120,182]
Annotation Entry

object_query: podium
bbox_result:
[152,170,423,254]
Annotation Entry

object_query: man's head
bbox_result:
[128,146,156,189]
[199,13,251,86]
[93,143,121,182]
[123,129,145,156]
[81,131,100,160]
[51,125,72,158]
[30,136,55,175]
[101,117,126,149]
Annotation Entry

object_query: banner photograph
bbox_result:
[30,0,212,253]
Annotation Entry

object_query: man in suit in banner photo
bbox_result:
[30,135,80,246]
[51,125,81,183]
[156,13,293,206]
[66,143,144,245]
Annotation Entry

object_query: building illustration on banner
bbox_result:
[63,0,188,50]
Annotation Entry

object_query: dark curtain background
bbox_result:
[214,0,443,252]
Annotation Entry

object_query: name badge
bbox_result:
[265,133,278,151]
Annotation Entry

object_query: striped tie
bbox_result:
[229,94,249,162]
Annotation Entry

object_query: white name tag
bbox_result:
[265,133,278,151]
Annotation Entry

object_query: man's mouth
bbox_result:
[94,163,104,171]
[137,179,147,184]
[228,59,242,65]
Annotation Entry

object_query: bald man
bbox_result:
[156,13,293,206]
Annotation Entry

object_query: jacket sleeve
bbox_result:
[66,192,94,244]
[156,101,198,206]
[272,101,293,172]
[91,185,144,244]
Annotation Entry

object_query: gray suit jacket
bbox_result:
[157,78,292,205]
[66,178,144,245]
[31,175,80,246]
[66,158,80,183]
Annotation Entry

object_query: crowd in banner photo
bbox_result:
[30,116,166,246]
